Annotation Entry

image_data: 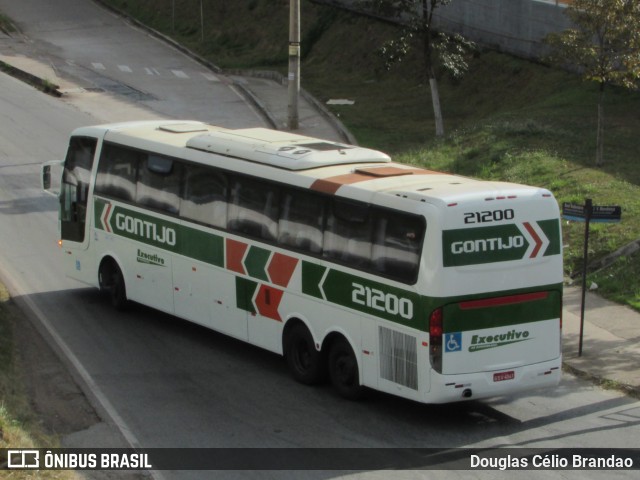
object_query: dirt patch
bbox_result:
[2,291,150,479]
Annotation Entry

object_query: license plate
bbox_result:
[493,371,515,382]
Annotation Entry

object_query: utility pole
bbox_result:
[200,0,204,43]
[288,0,300,130]
[578,198,592,357]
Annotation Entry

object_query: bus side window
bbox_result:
[180,165,228,228]
[278,189,325,254]
[136,154,183,214]
[95,144,140,203]
[323,199,372,268]
[372,211,424,283]
[227,177,279,242]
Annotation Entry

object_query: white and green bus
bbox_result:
[42,120,563,403]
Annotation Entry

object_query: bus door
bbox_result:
[53,136,99,284]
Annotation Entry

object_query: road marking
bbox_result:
[144,67,161,76]
[92,62,106,70]
[171,69,189,79]
[118,65,133,73]
[202,72,220,82]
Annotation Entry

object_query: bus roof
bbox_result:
[90,120,551,205]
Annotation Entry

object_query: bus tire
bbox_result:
[328,337,364,400]
[284,323,324,385]
[99,260,128,311]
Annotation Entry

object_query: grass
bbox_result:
[0,12,16,34]
[586,255,640,311]
[69,2,640,310]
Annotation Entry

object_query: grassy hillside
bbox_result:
[103,0,640,309]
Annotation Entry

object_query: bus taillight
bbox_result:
[429,308,443,340]
[429,307,443,373]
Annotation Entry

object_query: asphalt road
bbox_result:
[0,0,264,127]
[1,1,640,479]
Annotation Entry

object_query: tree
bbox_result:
[365,0,474,138]
[545,0,640,166]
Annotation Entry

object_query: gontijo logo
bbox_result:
[113,212,176,246]
[99,202,177,247]
[443,219,561,267]
[450,235,525,254]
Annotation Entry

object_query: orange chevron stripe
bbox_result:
[268,253,299,287]
[523,222,543,258]
[254,285,284,321]
[226,238,248,274]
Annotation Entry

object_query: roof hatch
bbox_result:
[186,127,390,170]
[158,123,209,134]
[355,166,416,177]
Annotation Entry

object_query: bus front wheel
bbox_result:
[328,337,364,400]
[99,260,127,310]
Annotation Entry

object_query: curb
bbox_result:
[562,362,640,400]
[229,79,280,130]
[0,59,62,97]
[301,87,358,145]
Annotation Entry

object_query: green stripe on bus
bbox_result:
[236,277,258,314]
[244,246,271,282]
[96,200,561,334]
[322,270,421,326]
[539,219,561,257]
[300,263,422,327]
[94,198,108,230]
[96,200,224,267]
[302,262,326,299]
[183,228,224,267]
[443,288,562,333]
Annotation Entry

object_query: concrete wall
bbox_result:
[313,0,574,60]
[433,0,573,58]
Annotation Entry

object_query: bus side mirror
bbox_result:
[41,160,63,197]
[42,165,51,190]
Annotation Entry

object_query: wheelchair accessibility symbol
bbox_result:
[445,332,462,352]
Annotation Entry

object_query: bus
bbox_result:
[42,120,563,403]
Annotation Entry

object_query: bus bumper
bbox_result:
[426,357,562,404]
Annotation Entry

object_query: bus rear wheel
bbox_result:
[284,323,324,385]
[99,260,127,310]
[328,337,364,400]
